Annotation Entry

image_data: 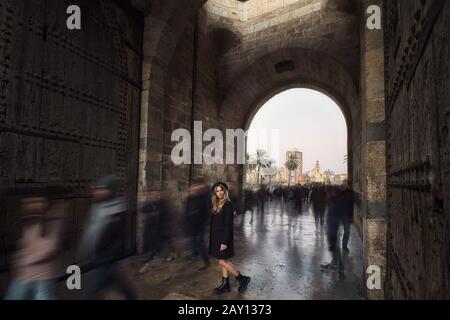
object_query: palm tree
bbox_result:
[254,149,272,185]
[245,153,258,185]
[285,154,300,186]
[246,153,257,173]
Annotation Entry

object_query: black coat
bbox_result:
[185,190,211,235]
[209,201,234,260]
[327,189,355,226]
[310,188,327,210]
[96,208,127,265]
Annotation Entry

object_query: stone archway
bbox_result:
[215,47,360,217]
[138,1,362,194]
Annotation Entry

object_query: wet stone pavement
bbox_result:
[58,200,364,300]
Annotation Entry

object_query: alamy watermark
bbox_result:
[66,265,81,290]
[366,265,382,290]
[66,5,81,30]
[366,5,382,30]
[171,121,280,166]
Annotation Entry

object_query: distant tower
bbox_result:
[312,160,324,183]
[314,160,321,175]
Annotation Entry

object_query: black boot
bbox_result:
[236,274,251,293]
[213,277,230,295]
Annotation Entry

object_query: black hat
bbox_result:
[211,182,229,193]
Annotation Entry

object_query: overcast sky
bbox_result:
[247,88,348,174]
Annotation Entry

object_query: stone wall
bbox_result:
[360,0,387,300]
[212,0,360,90]
[384,0,450,299]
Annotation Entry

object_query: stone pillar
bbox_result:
[360,0,387,300]
[136,14,173,254]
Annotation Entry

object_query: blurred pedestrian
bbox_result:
[294,184,303,213]
[228,182,240,216]
[257,184,267,214]
[339,181,355,254]
[243,189,255,214]
[5,187,66,300]
[310,184,327,233]
[140,191,163,258]
[321,181,354,278]
[78,175,136,300]
[185,177,211,270]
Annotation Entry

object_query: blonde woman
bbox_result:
[209,182,250,295]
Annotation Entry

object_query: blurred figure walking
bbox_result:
[339,181,355,254]
[228,182,240,216]
[257,184,267,214]
[243,189,255,215]
[185,177,211,270]
[141,189,175,261]
[294,184,303,213]
[310,184,327,234]
[78,176,136,300]
[321,181,354,278]
[5,187,67,300]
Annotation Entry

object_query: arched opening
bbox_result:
[235,88,363,300]
[245,88,348,188]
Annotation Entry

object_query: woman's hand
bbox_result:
[220,244,227,252]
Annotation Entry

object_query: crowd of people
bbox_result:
[3,176,252,300]
[242,181,355,278]
[3,176,137,300]
[3,175,354,299]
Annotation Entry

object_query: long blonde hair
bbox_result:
[212,185,230,214]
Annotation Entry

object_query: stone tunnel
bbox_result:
[0,0,449,300]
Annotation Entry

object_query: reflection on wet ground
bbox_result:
[58,199,364,300]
